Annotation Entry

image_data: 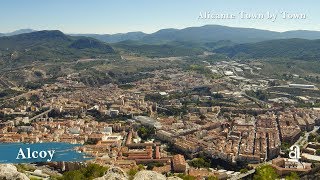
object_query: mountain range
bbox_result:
[2,25,320,61]
[73,25,320,44]
[4,25,320,44]
[0,29,35,37]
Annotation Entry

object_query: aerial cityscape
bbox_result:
[1,0,320,180]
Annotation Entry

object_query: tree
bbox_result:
[188,158,211,168]
[253,165,278,180]
[285,172,299,180]
[316,149,320,156]
[137,126,155,140]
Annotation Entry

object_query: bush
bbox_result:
[285,172,299,180]
[253,165,278,180]
[240,168,249,174]
[146,162,164,170]
[62,164,108,180]
[207,176,218,180]
[128,168,138,180]
[177,174,196,180]
[308,133,317,142]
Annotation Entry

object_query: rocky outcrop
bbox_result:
[133,170,167,180]
[0,164,29,180]
[94,166,128,180]
[94,167,183,180]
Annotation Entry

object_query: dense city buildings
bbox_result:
[1,62,320,179]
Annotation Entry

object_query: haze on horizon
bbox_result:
[1,0,320,34]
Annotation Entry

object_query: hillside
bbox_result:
[0,30,116,63]
[113,40,204,58]
[214,38,320,60]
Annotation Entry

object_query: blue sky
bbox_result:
[0,0,319,34]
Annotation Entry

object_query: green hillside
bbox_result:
[0,30,116,63]
[214,38,320,60]
[113,40,204,58]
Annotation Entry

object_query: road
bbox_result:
[29,108,53,122]
[295,126,319,146]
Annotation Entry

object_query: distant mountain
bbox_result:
[0,30,116,62]
[5,25,320,44]
[141,25,279,43]
[142,25,320,44]
[72,25,320,44]
[0,29,35,37]
[280,30,320,39]
[71,32,147,43]
[214,38,320,60]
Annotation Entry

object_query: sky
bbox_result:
[0,0,320,34]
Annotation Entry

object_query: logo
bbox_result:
[288,145,300,162]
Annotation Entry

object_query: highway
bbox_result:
[29,108,53,122]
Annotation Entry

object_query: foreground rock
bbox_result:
[133,170,166,180]
[0,164,29,180]
[94,167,183,180]
[94,166,128,180]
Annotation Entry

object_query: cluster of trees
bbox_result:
[60,164,108,180]
[146,162,164,170]
[245,90,269,101]
[188,158,211,168]
[137,126,155,140]
[307,133,320,155]
[187,64,220,79]
[297,102,320,108]
[303,75,320,83]
[0,88,22,98]
[281,142,292,158]
[253,165,278,180]
[253,165,299,180]
[145,93,165,103]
